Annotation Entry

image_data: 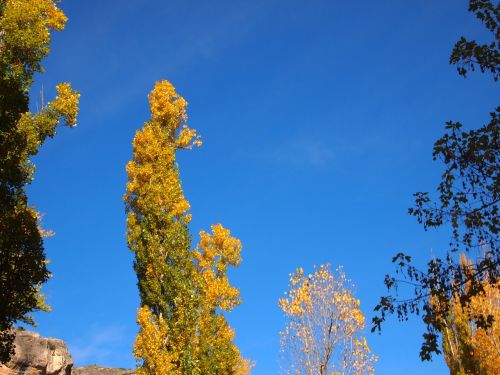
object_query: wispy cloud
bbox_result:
[268,131,411,170]
[80,1,276,122]
[271,137,334,168]
[68,325,130,367]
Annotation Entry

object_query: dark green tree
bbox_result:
[373,0,499,362]
[0,0,79,363]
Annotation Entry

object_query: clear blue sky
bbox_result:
[26,0,497,373]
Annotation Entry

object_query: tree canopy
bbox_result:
[373,0,499,362]
[0,0,79,363]
[279,264,377,375]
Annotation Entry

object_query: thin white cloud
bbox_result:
[272,137,334,168]
[80,1,277,122]
[68,325,127,366]
[269,130,415,170]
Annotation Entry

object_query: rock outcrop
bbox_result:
[0,331,73,375]
[0,331,134,375]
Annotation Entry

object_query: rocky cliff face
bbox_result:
[0,331,134,375]
[0,331,73,375]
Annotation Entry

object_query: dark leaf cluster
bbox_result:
[450,0,500,80]
[0,1,69,363]
[373,0,500,362]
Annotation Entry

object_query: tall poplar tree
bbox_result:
[0,0,80,363]
[125,80,251,374]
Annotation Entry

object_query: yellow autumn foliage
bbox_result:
[134,307,180,375]
[126,80,250,374]
[279,264,376,375]
[435,255,500,375]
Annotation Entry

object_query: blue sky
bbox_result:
[26,0,497,373]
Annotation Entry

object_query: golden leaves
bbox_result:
[125,81,200,227]
[194,224,242,311]
[0,0,68,80]
[192,224,251,373]
[171,199,190,220]
[147,80,201,150]
[13,82,80,195]
[279,264,377,375]
[149,80,187,126]
[234,358,254,375]
[51,83,80,127]
[176,125,202,149]
[15,82,80,155]
[1,0,67,38]
[125,124,190,222]
[134,307,179,375]
[126,81,203,372]
[436,266,500,375]
[126,80,249,374]
[44,0,67,30]
[470,282,500,374]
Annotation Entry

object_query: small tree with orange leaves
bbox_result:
[279,264,376,375]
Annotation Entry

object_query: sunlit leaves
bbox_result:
[147,80,201,149]
[194,224,242,311]
[279,264,376,375]
[434,255,500,374]
[0,0,67,85]
[127,82,202,369]
[133,307,180,375]
[193,224,252,374]
[126,81,249,374]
